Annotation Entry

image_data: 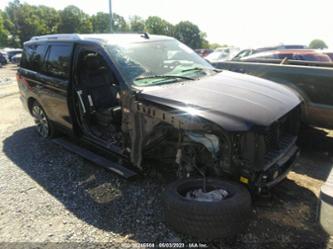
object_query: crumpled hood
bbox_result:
[138,70,301,131]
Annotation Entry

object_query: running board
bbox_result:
[52,138,137,179]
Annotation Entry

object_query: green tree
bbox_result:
[35,5,59,34]
[58,5,92,33]
[0,11,9,47]
[4,0,20,34]
[6,1,47,44]
[1,1,215,49]
[145,16,174,36]
[91,12,110,33]
[112,13,129,32]
[1,8,19,46]
[91,12,128,33]
[174,21,201,49]
[129,15,145,33]
[1,11,14,34]
[200,32,209,48]
[309,39,328,49]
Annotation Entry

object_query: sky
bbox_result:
[1,0,332,49]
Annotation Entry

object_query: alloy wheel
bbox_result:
[32,104,49,138]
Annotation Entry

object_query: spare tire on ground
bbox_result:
[162,178,252,240]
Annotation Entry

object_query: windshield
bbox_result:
[106,39,215,86]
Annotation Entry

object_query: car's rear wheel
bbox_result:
[31,101,55,138]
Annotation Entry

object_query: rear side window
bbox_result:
[20,48,31,69]
[45,45,72,79]
[21,44,47,72]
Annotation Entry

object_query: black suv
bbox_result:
[17,34,301,191]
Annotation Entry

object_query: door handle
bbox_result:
[76,90,86,114]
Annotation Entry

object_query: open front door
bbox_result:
[72,45,123,148]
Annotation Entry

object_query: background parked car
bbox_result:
[195,48,213,57]
[3,48,22,61]
[10,53,22,64]
[0,52,9,65]
[205,50,229,62]
[232,44,307,60]
[239,49,332,62]
[205,47,240,63]
[213,55,333,129]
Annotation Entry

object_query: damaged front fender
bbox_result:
[185,132,220,160]
[124,99,220,169]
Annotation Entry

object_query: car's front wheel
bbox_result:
[31,101,55,138]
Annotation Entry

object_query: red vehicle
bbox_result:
[240,49,332,62]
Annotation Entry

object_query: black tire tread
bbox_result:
[163,178,252,239]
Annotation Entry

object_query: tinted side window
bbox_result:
[32,45,47,71]
[45,45,72,79]
[21,44,47,71]
[20,46,33,69]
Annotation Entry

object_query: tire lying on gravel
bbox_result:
[162,178,252,240]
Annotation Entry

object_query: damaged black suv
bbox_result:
[17,34,301,192]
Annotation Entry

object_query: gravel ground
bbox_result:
[0,64,333,249]
[0,64,17,86]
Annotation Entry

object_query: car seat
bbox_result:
[80,53,121,127]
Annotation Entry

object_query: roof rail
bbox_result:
[30,34,81,41]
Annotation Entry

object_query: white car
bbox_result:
[11,53,22,64]
[206,47,240,63]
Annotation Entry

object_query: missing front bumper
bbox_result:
[256,145,300,190]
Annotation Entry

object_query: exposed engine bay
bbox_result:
[120,98,301,190]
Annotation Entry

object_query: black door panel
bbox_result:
[35,72,72,129]
[19,42,74,131]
